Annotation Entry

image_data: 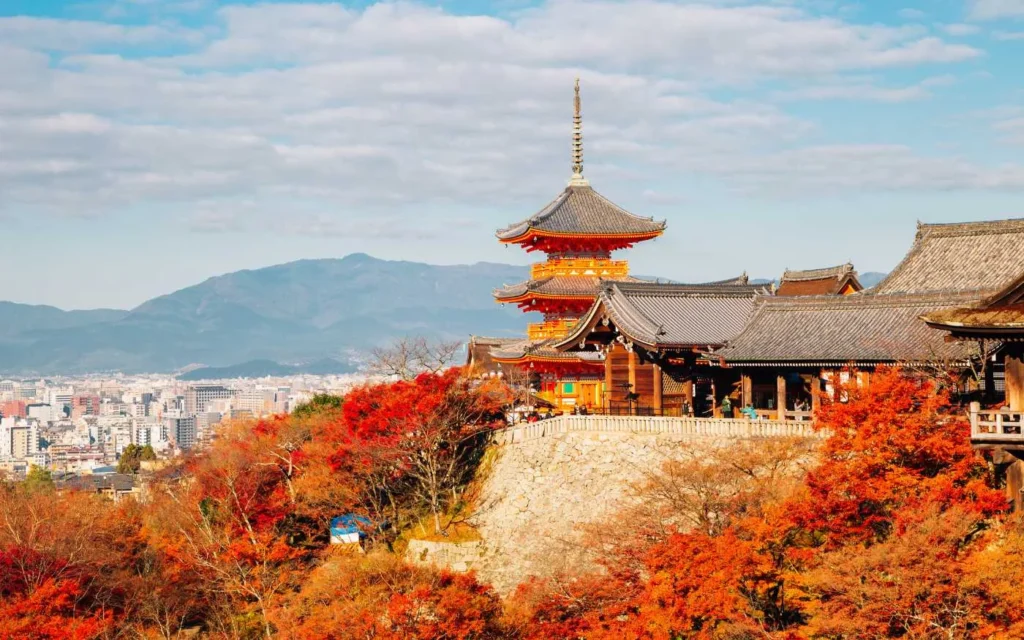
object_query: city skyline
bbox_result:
[2,0,1024,309]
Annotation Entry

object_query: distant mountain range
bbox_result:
[176,358,358,381]
[0,255,890,376]
[859,272,887,289]
[0,254,530,376]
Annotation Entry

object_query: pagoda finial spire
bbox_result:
[569,77,589,186]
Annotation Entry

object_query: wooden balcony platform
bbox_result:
[969,402,1024,449]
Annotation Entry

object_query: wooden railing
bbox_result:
[527,319,579,341]
[531,258,629,280]
[493,414,824,445]
[781,410,814,422]
[969,402,1024,444]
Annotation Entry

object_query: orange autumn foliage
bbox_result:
[793,368,1006,546]
[511,368,1017,639]
[273,551,505,640]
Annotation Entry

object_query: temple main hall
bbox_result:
[469,80,1024,423]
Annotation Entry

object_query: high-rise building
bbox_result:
[234,388,275,415]
[0,400,27,419]
[164,412,197,450]
[184,385,232,415]
[26,403,54,422]
[1,418,39,460]
[71,395,102,419]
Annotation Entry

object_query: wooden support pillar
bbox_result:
[1006,346,1024,412]
[741,373,752,409]
[684,379,694,416]
[627,349,638,415]
[603,348,613,410]
[857,370,871,389]
[810,373,821,416]
[994,449,1024,512]
[776,374,786,420]
[984,357,996,404]
[653,363,664,415]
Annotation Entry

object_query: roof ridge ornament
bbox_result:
[569,77,589,187]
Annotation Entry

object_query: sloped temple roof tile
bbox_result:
[873,218,1024,295]
[495,185,666,242]
[493,275,644,301]
[554,280,765,350]
[713,291,981,365]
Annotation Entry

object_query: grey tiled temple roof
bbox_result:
[466,336,523,369]
[496,185,666,241]
[713,291,980,365]
[874,218,1024,295]
[555,280,765,350]
[491,337,605,362]
[493,275,642,301]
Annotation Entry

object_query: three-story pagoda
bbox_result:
[489,79,666,411]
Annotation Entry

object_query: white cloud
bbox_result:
[699,145,1024,194]
[968,0,1024,20]
[0,0,1013,229]
[941,23,982,36]
[0,15,199,51]
[774,74,955,102]
[993,30,1024,39]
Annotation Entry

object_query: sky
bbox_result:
[2,0,1024,310]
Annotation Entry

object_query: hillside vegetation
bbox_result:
[1,367,1022,638]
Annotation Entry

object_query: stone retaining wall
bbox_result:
[407,416,821,594]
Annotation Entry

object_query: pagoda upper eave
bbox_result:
[500,229,663,253]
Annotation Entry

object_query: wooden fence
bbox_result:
[493,414,825,445]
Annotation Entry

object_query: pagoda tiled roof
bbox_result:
[555,280,764,350]
[712,291,980,366]
[493,275,644,301]
[874,218,1024,295]
[496,185,666,242]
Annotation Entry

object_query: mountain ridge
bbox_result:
[0,257,891,376]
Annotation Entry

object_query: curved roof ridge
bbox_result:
[601,282,665,342]
[674,273,750,287]
[781,263,854,282]
[873,217,1024,295]
[495,190,571,239]
[608,280,765,297]
[917,217,1024,237]
[743,290,981,316]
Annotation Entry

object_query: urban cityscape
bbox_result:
[0,373,367,482]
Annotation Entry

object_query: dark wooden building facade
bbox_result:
[553,279,765,416]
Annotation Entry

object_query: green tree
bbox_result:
[117,444,143,475]
[291,393,343,419]
[23,465,53,492]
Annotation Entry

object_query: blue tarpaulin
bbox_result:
[330,514,372,538]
